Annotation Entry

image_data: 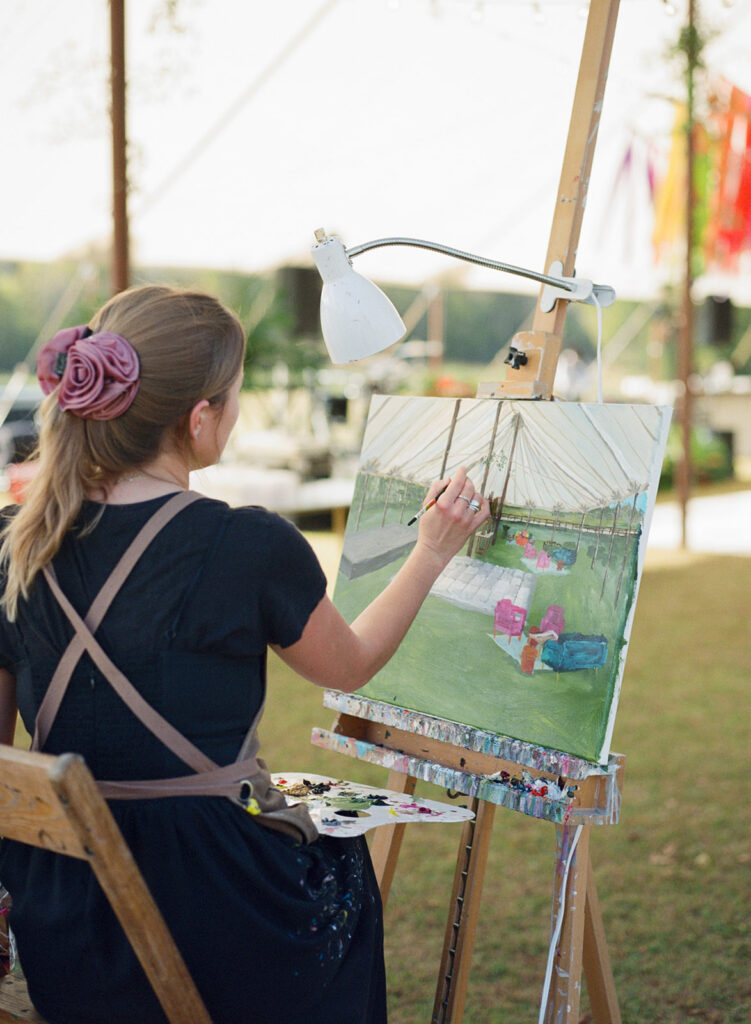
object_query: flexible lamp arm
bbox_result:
[311,229,615,365]
[344,236,575,293]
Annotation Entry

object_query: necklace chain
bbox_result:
[119,469,185,488]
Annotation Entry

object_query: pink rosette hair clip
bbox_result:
[37,325,140,420]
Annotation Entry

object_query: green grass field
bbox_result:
[267,536,751,1024]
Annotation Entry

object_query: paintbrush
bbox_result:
[407,482,450,526]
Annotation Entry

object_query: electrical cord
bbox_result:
[537,824,584,1023]
[593,291,604,403]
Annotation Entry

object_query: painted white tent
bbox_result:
[359,395,669,510]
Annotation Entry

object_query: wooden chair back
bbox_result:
[0,744,213,1024]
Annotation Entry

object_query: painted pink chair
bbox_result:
[536,550,552,570]
[540,604,565,634]
[494,599,527,639]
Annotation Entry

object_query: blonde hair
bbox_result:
[1,284,245,620]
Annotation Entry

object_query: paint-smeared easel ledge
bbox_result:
[272,773,475,837]
[322,690,607,779]
[314,691,624,827]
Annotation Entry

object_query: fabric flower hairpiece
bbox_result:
[37,325,140,421]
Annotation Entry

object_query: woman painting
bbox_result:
[0,284,489,1024]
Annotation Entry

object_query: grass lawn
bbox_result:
[265,534,750,1024]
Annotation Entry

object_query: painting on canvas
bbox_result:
[332,396,671,765]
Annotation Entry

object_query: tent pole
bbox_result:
[614,493,638,605]
[355,474,369,531]
[591,506,605,567]
[110,0,129,293]
[467,400,504,557]
[677,0,697,548]
[599,502,619,600]
[494,413,522,528]
[575,511,586,554]
[439,400,462,480]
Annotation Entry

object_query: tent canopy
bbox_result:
[4,1,751,302]
[360,396,667,513]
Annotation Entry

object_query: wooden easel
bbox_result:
[313,696,623,1024]
[314,3,623,1021]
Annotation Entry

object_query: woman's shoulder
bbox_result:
[221,502,298,531]
[190,498,326,618]
[217,501,314,556]
[188,493,315,552]
[80,494,305,555]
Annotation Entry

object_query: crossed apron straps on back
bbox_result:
[31,490,317,845]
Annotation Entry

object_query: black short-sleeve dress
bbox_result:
[0,495,387,1024]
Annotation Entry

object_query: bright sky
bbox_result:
[3,0,751,301]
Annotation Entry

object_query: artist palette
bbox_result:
[271,773,475,838]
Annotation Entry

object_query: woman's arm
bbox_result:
[272,468,490,692]
[0,670,17,746]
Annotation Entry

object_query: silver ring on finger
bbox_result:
[457,494,471,505]
[469,498,481,512]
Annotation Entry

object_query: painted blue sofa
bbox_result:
[540,632,608,672]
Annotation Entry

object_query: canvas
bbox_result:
[332,396,671,765]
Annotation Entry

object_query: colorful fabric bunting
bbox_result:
[651,82,751,274]
[704,83,751,271]
[652,103,691,263]
[651,103,715,275]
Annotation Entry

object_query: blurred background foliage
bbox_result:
[3,258,751,381]
[1,257,749,489]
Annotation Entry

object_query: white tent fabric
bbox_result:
[4,0,751,302]
[359,395,668,511]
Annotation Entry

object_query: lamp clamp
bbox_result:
[539,261,616,313]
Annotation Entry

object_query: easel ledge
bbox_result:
[313,691,624,828]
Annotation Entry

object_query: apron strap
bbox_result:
[42,565,220,777]
[32,491,317,844]
[96,754,265,799]
[32,491,202,751]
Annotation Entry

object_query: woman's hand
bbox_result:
[416,467,490,570]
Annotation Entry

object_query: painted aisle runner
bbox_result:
[272,773,475,838]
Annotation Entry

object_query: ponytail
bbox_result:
[1,285,245,620]
[1,400,103,619]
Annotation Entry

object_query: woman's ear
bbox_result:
[188,399,211,441]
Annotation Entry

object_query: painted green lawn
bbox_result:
[265,538,751,1024]
[335,492,642,762]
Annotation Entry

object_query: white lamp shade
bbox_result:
[312,236,406,364]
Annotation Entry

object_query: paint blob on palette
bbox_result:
[272,773,475,837]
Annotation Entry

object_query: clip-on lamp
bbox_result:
[311,228,615,393]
